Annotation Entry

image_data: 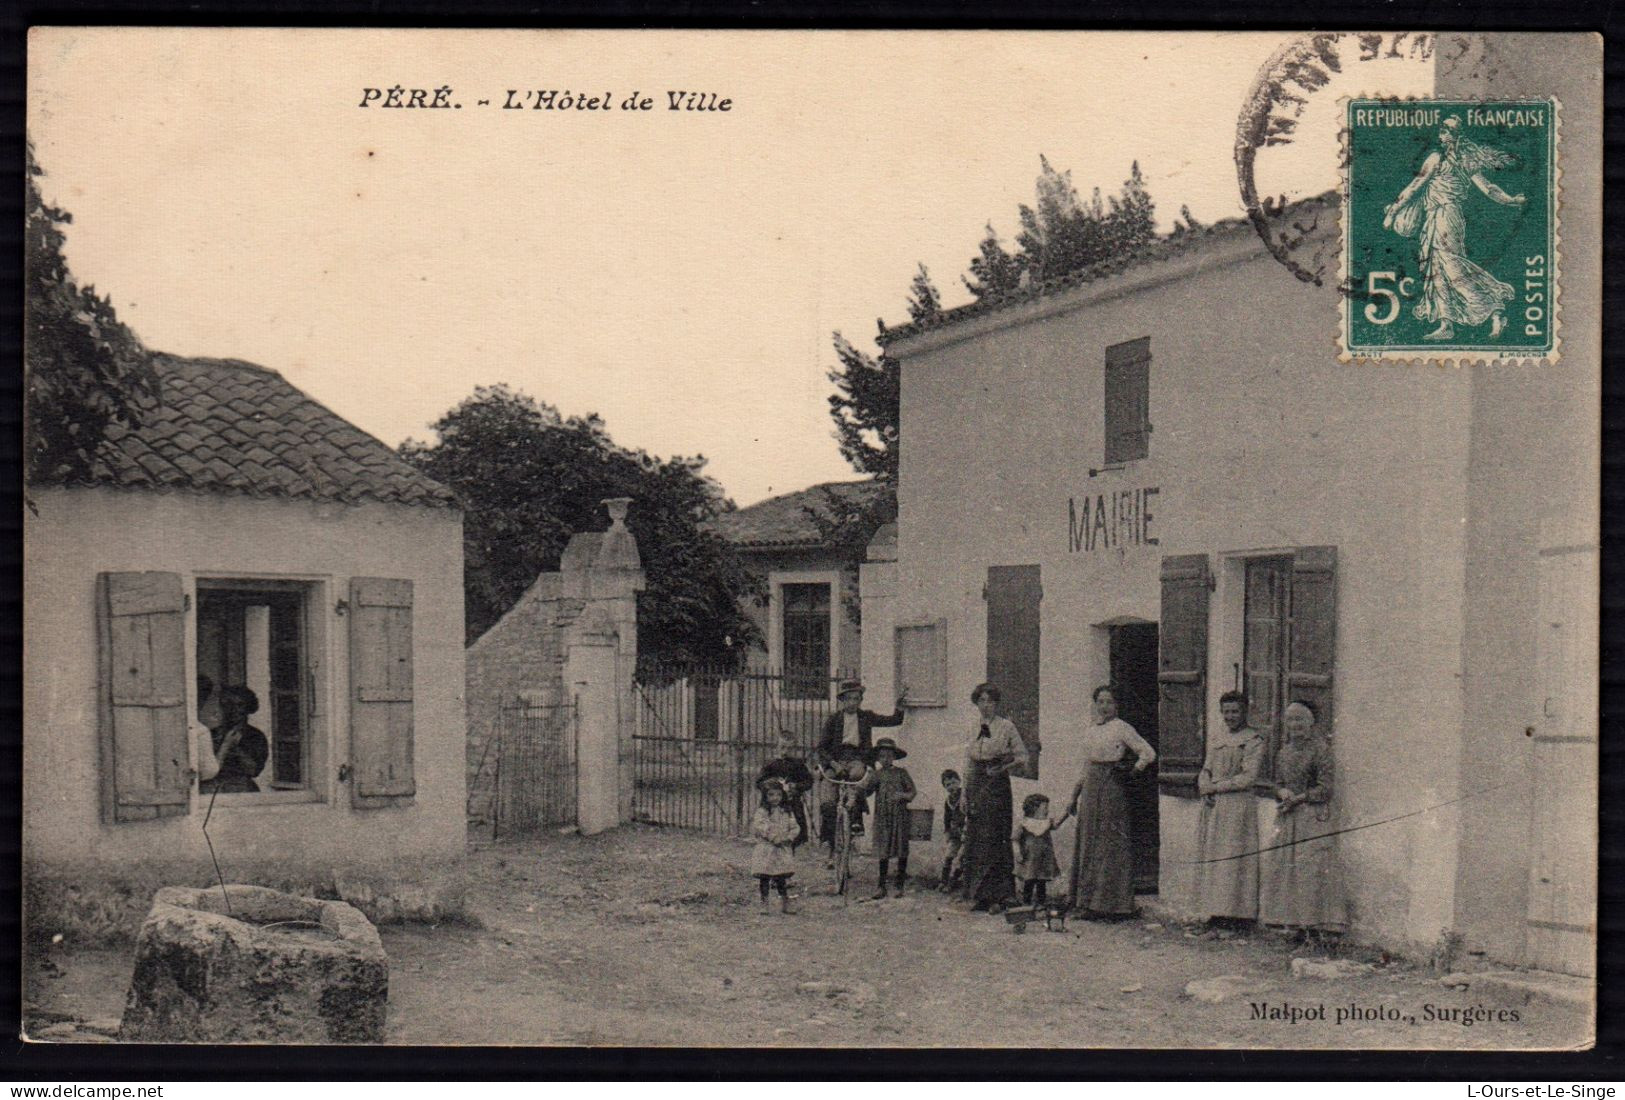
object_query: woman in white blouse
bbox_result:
[1065,684,1155,918]
[958,682,1027,912]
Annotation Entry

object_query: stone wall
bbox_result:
[464,499,644,833]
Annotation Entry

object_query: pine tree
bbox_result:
[905,263,942,322]
[1012,155,1158,284]
[825,332,899,484]
[963,223,1022,299]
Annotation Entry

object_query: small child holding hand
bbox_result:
[1014,792,1072,907]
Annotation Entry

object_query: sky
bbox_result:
[28,30,1433,506]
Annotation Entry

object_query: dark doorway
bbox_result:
[1110,622,1160,894]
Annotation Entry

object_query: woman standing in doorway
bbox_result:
[1259,700,1345,939]
[958,683,1026,913]
[1195,690,1264,926]
[1067,685,1155,919]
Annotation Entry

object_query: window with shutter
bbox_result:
[1243,556,1292,769]
[1238,547,1337,783]
[986,565,1041,780]
[97,572,192,823]
[1284,544,1337,764]
[1104,337,1151,465]
[1157,554,1209,795]
[350,577,416,808]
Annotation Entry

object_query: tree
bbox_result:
[401,385,762,665]
[825,331,899,484]
[963,222,1022,299]
[1013,155,1157,283]
[905,263,942,322]
[25,141,159,485]
[826,155,1160,502]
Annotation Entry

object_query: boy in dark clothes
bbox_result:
[939,769,966,892]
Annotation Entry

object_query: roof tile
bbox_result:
[704,479,890,548]
[47,354,457,509]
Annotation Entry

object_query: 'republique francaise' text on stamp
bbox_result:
[1341,97,1558,363]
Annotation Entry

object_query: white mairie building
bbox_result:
[861,42,1597,972]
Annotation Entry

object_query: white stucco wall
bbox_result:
[887,229,1476,951]
[1445,33,1603,967]
[24,486,467,870]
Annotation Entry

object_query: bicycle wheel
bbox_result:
[834,805,852,903]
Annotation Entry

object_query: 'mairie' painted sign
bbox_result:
[1068,488,1159,554]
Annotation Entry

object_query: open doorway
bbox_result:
[1109,622,1159,894]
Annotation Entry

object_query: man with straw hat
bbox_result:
[814,680,909,862]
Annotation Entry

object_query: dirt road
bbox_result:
[25,826,1590,1048]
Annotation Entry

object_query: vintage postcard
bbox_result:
[22,30,1600,1051]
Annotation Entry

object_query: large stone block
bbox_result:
[119,885,388,1043]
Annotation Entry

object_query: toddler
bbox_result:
[751,779,800,914]
[1014,792,1072,907]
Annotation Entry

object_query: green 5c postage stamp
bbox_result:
[1341,98,1558,362]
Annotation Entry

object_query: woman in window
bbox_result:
[1259,700,1346,939]
[1066,684,1154,919]
[958,682,1025,913]
[199,685,269,794]
[1195,690,1265,927]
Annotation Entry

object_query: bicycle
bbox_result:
[823,771,868,905]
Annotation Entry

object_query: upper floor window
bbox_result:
[780,582,832,700]
[1104,336,1151,464]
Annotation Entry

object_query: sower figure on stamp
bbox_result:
[815,679,907,859]
[1384,115,1526,342]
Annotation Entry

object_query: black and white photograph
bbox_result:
[20,29,1600,1050]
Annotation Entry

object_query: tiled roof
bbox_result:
[705,479,890,548]
[62,353,458,508]
[878,192,1338,346]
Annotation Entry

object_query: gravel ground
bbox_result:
[23,825,1592,1049]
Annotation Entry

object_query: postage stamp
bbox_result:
[1340,97,1559,362]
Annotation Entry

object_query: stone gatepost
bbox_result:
[560,498,645,835]
[859,521,899,701]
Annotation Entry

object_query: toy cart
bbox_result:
[1003,903,1068,934]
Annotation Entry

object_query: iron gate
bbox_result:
[483,697,579,838]
[632,663,851,835]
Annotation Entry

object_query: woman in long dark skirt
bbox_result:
[958,682,1027,913]
[1067,685,1155,918]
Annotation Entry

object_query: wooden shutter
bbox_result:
[1286,546,1337,741]
[1104,337,1151,465]
[97,572,191,823]
[350,577,416,807]
[1157,554,1209,795]
[986,565,1041,780]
